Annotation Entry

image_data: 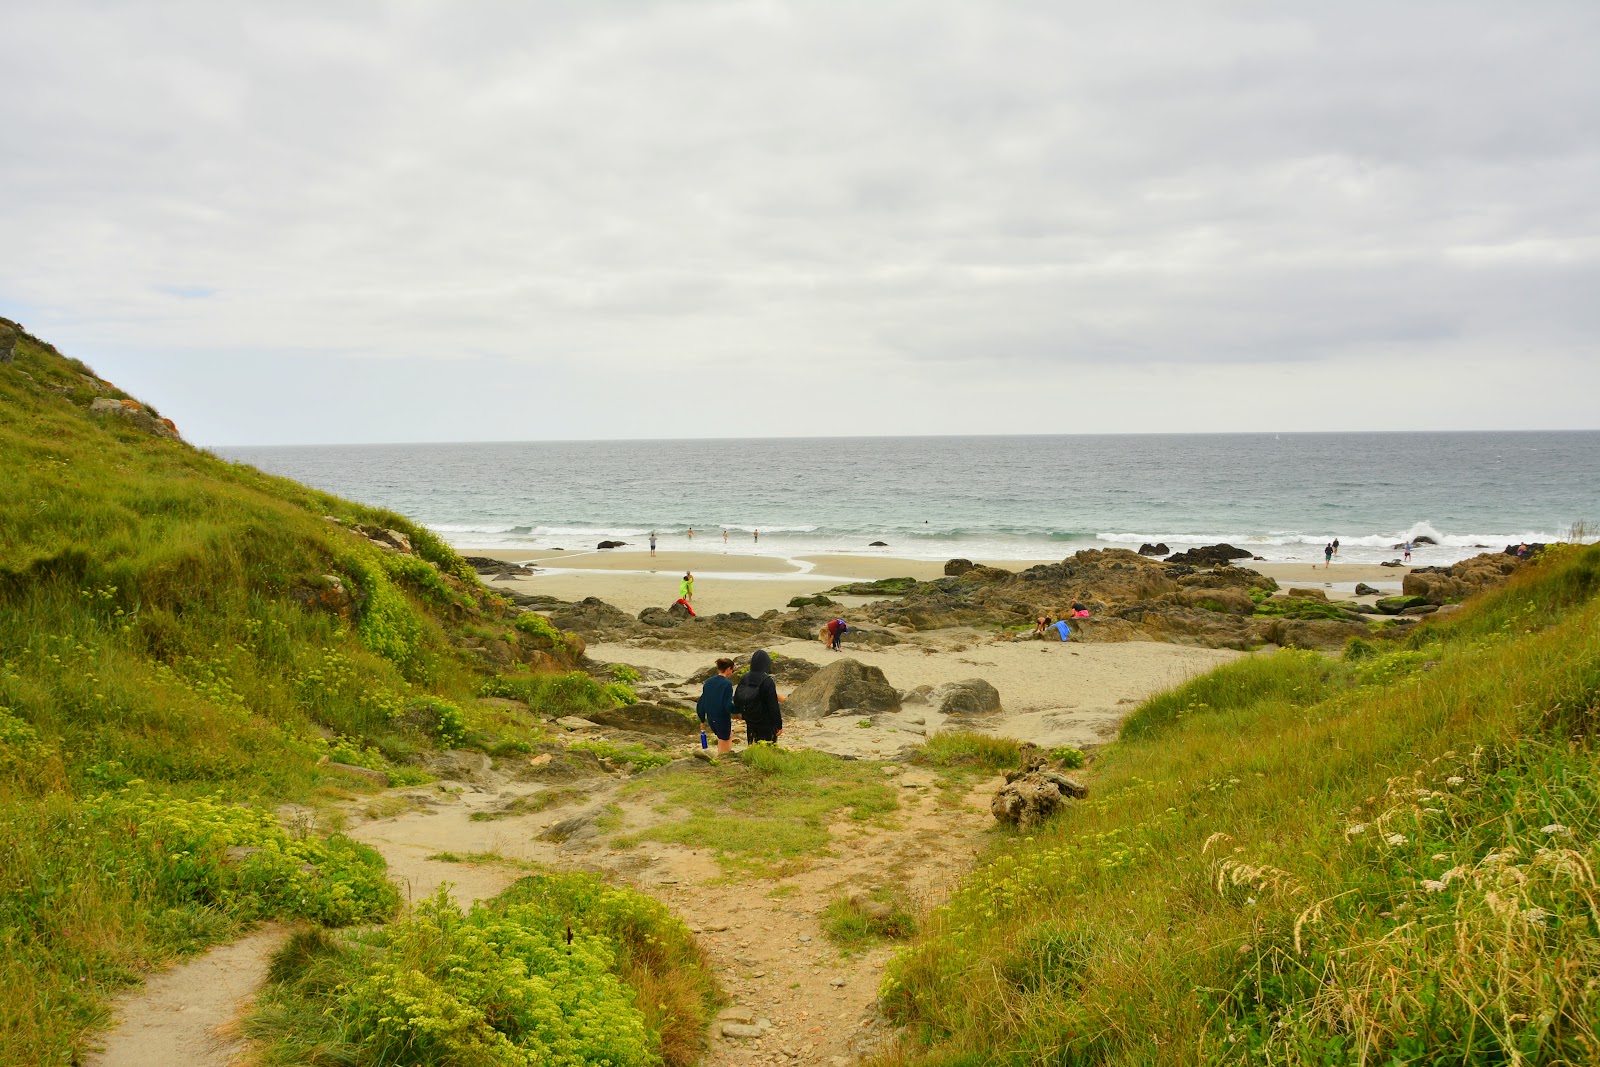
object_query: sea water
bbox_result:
[220,431,1600,567]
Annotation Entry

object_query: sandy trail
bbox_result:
[83,926,287,1067]
[339,751,997,1066]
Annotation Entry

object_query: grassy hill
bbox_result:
[0,318,707,1065]
[878,542,1600,1064]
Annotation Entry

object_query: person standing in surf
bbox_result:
[1323,543,1334,568]
[649,531,657,558]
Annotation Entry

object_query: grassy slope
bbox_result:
[0,322,653,1065]
[881,544,1600,1064]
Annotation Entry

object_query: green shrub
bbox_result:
[570,740,670,771]
[405,698,469,749]
[1049,746,1086,769]
[250,874,718,1067]
[821,892,918,951]
[480,671,618,717]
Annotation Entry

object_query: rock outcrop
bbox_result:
[583,702,697,736]
[992,758,1089,827]
[784,659,900,720]
[1138,542,1170,556]
[1403,553,1524,604]
[88,397,182,441]
[944,558,976,577]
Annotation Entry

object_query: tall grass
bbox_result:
[879,543,1600,1064]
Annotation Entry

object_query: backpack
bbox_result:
[733,674,760,711]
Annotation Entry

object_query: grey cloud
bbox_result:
[1,1,1597,443]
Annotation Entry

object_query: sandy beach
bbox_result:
[467,545,1264,750]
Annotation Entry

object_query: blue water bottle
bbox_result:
[701,727,708,749]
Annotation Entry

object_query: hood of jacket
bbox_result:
[749,649,773,675]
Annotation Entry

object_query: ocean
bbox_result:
[219,431,1600,567]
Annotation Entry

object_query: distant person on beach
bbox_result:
[1517,542,1529,558]
[825,618,848,651]
[680,571,694,605]
[735,649,784,743]
[1033,614,1053,637]
[1323,543,1334,568]
[649,531,657,558]
[1403,541,1412,562]
[754,529,760,543]
[688,527,694,541]
[1071,603,1091,618]
[696,657,736,756]
[722,528,728,545]
[1332,538,1340,557]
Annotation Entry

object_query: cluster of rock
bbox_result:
[535,594,905,653]
[87,396,182,441]
[464,555,538,581]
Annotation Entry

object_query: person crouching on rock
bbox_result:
[735,649,784,744]
[1032,614,1053,637]
[697,657,736,756]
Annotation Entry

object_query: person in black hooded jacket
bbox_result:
[735,648,785,743]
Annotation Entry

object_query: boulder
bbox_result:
[1286,587,1328,601]
[1380,560,1405,568]
[784,658,900,720]
[1172,587,1256,615]
[1413,535,1438,545]
[1402,553,1521,604]
[868,541,890,547]
[965,565,1013,582]
[584,702,697,736]
[1259,618,1369,650]
[1163,544,1253,566]
[548,596,635,634]
[929,679,1001,716]
[1376,595,1430,615]
[637,606,682,628]
[1137,543,1170,556]
[788,595,836,608]
[944,558,976,577]
[1354,583,1382,596]
[667,600,693,620]
[293,574,355,620]
[351,524,414,554]
[688,653,820,686]
[597,540,626,549]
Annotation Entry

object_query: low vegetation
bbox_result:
[822,890,920,953]
[617,743,900,875]
[248,872,718,1067]
[879,542,1600,1064]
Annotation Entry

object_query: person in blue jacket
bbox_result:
[696,657,736,755]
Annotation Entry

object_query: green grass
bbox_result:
[912,730,1023,773]
[877,542,1600,1065]
[617,744,900,875]
[247,873,720,1067]
[821,890,919,953]
[0,323,614,1065]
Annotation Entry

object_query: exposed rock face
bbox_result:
[1259,618,1368,649]
[1287,587,1327,600]
[944,558,976,577]
[421,749,493,784]
[597,540,626,549]
[1138,543,1170,556]
[638,606,682,628]
[583,702,697,736]
[548,597,635,633]
[784,658,901,720]
[293,574,355,621]
[1403,553,1524,604]
[930,679,1001,715]
[1163,544,1253,565]
[88,397,182,440]
[350,524,413,554]
[1354,583,1382,596]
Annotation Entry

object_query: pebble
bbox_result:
[829,977,847,987]
[723,1022,766,1039]
[719,1007,756,1023]
[797,934,812,942]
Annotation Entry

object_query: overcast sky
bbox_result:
[3,2,1598,445]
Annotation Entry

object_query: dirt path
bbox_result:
[340,753,998,1066]
[83,925,288,1067]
